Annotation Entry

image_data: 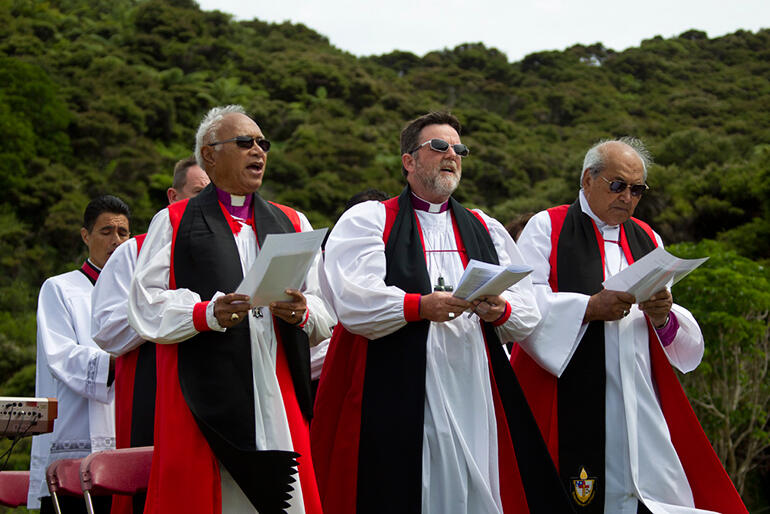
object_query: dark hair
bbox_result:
[400,112,462,177]
[345,188,389,211]
[83,195,130,232]
[172,155,199,190]
[504,212,535,242]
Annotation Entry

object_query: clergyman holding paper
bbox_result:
[512,137,746,513]
[128,105,333,514]
[312,111,573,514]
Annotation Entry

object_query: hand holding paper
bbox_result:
[453,259,533,301]
[235,228,327,308]
[601,246,708,303]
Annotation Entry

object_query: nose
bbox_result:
[249,141,266,156]
[445,146,461,160]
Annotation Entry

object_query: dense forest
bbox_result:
[1,0,769,510]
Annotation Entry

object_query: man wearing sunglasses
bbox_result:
[313,112,573,513]
[512,138,746,513]
[127,105,333,514]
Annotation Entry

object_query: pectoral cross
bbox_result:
[434,276,453,292]
[252,306,263,319]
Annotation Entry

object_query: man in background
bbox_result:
[90,157,209,514]
[166,156,210,203]
[29,195,131,513]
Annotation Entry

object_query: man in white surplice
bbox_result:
[314,112,545,514]
[513,138,744,513]
[127,105,332,514]
[29,195,131,512]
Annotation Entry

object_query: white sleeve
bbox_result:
[474,210,542,342]
[91,238,145,356]
[310,338,329,381]
[297,213,336,345]
[516,211,590,377]
[321,201,409,340]
[37,277,111,403]
[128,209,209,344]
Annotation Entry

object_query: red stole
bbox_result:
[114,233,148,452]
[111,234,147,514]
[511,204,747,512]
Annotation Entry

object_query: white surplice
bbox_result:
[516,191,714,514]
[28,268,115,508]
[92,237,144,355]
[127,207,334,514]
[320,199,541,514]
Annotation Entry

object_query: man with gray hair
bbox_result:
[128,105,333,514]
[512,138,746,513]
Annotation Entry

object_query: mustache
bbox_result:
[440,159,458,172]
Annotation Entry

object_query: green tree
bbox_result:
[671,239,770,500]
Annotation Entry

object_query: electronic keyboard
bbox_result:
[0,397,57,436]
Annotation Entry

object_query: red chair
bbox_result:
[80,446,153,514]
[0,470,30,507]
[45,458,84,514]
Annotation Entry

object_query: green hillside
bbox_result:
[1,0,768,509]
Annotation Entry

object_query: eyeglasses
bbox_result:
[410,138,470,157]
[207,136,271,152]
[600,176,648,197]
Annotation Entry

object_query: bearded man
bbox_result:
[312,112,572,514]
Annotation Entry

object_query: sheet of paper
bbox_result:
[235,228,327,307]
[453,259,532,301]
[602,246,708,303]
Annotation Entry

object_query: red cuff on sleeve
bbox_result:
[491,301,512,327]
[193,301,211,332]
[404,293,422,322]
[298,308,309,328]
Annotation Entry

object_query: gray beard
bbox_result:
[417,172,459,199]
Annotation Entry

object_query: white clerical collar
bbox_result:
[578,189,618,231]
[230,194,246,207]
[411,193,449,214]
[86,259,102,272]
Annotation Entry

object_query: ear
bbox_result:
[80,227,90,248]
[402,152,416,175]
[167,187,178,204]
[581,168,592,190]
[201,146,216,175]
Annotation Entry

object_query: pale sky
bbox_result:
[196,0,768,62]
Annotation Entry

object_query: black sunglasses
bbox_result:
[207,135,271,152]
[411,138,470,157]
[601,176,648,197]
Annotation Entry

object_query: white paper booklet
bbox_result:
[235,228,327,307]
[602,246,708,303]
[453,259,533,301]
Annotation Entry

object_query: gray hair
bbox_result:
[194,105,247,170]
[581,137,652,185]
